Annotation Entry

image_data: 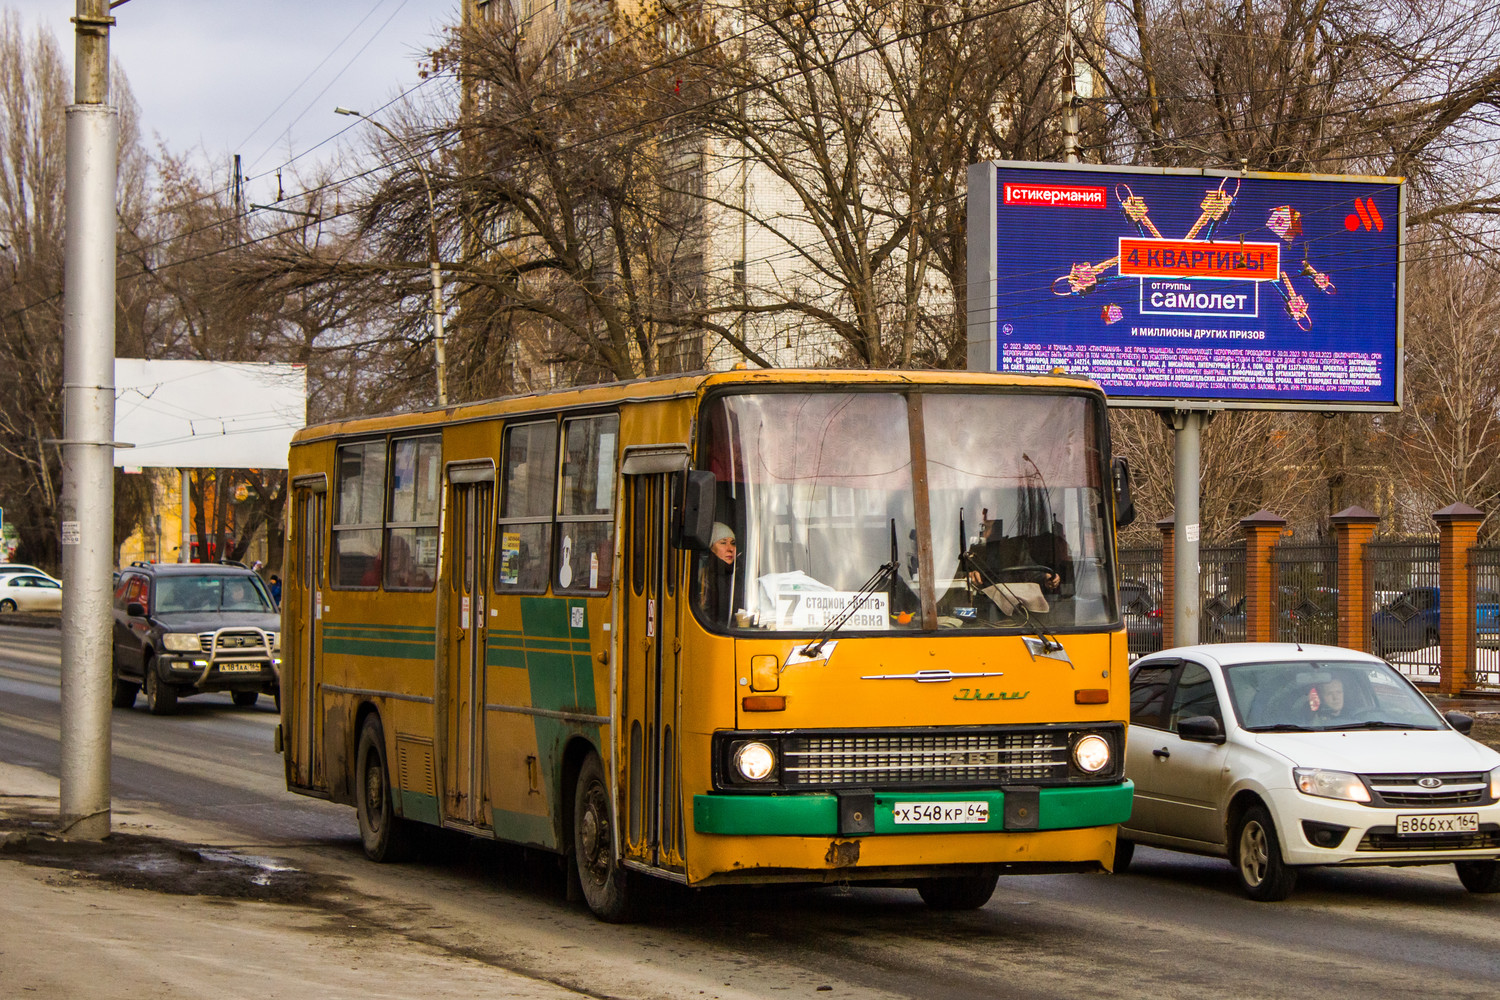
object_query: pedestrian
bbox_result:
[268,574,281,605]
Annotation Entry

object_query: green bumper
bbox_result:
[694,781,1133,836]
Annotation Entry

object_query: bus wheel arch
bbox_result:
[354,711,415,862]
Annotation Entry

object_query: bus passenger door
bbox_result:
[444,473,493,829]
[289,481,326,790]
[621,471,686,873]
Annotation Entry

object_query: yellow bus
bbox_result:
[279,368,1136,920]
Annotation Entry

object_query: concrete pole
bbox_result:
[430,259,447,407]
[58,0,118,840]
[1172,411,1202,646]
[180,469,192,562]
[1062,0,1079,163]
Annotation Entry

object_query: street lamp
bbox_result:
[335,106,448,407]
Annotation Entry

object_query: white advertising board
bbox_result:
[113,359,307,470]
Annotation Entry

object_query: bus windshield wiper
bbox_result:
[798,560,896,659]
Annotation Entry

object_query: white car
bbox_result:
[0,564,58,583]
[0,573,63,612]
[1118,643,1500,900]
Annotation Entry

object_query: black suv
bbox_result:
[112,562,280,715]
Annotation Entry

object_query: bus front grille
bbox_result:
[780,731,1070,787]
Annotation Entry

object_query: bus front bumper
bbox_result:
[693,781,1133,837]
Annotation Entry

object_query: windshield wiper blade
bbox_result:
[1246,723,1311,732]
[1322,721,1433,731]
[799,561,895,658]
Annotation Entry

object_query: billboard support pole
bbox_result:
[1171,410,1203,646]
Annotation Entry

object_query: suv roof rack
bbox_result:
[130,560,152,567]
[218,559,247,568]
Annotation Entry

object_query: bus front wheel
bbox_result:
[917,873,998,910]
[355,716,414,863]
[573,752,637,922]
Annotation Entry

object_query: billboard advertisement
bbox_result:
[967,162,1405,410]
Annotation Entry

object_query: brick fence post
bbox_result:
[1158,517,1175,648]
[1434,503,1483,695]
[1331,506,1380,652]
[1239,511,1285,644]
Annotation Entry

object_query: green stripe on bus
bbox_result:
[323,637,436,660]
[693,783,1135,836]
[489,806,557,847]
[323,623,435,637]
[393,788,441,825]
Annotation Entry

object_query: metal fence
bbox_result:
[1272,542,1338,646]
[1119,546,1163,661]
[1468,547,1500,691]
[1365,539,1441,684]
[1200,540,1246,644]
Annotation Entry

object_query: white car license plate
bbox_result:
[217,663,261,673]
[1396,813,1479,836]
[892,801,989,825]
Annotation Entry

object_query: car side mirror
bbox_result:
[1177,715,1226,743]
[1111,456,1136,528]
[1444,711,1475,736]
[677,470,717,550]
[126,601,147,618]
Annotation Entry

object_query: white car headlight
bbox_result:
[161,633,202,652]
[733,742,777,782]
[1294,767,1371,803]
[1491,766,1500,800]
[1073,734,1112,773]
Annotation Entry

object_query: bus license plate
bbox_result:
[892,801,989,825]
[1396,813,1478,836]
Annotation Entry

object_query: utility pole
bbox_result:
[1061,0,1079,164]
[58,0,120,839]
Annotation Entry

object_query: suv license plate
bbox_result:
[892,801,989,825]
[1396,813,1479,836]
[217,663,261,673]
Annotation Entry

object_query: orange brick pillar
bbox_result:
[1239,511,1285,644]
[1434,503,1483,695]
[1331,506,1379,652]
[1158,517,1175,648]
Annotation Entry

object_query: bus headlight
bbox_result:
[161,633,201,653]
[733,742,777,782]
[1072,734,1112,774]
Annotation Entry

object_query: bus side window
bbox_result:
[555,413,618,595]
[331,439,385,589]
[496,419,557,594]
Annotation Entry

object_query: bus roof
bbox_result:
[292,367,1105,444]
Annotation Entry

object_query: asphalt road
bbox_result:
[3,622,1499,1000]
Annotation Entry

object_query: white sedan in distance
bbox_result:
[1117,643,1500,900]
[0,573,63,612]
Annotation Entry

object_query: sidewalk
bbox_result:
[0,762,585,999]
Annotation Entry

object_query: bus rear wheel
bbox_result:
[573,752,637,922]
[355,716,414,862]
[917,873,998,910]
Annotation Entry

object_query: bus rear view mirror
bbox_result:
[678,470,717,549]
[1112,456,1136,528]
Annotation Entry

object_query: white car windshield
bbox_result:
[693,389,1114,633]
[1225,659,1447,731]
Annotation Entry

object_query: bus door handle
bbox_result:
[1152,747,1171,759]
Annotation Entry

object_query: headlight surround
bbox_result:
[266,630,280,652]
[1294,767,1371,803]
[1490,765,1500,800]
[732,741,778,783]
[1072,733,1112,774]
[160,632,202,653]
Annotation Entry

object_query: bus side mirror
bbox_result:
[1112,456,1136,528]
[677,470,717,550]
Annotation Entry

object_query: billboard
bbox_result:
[114,359,307,470]
[967,161,1405,410]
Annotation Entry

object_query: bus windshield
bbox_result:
[696,390,1115,633]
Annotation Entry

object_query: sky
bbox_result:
[4,1,459,199]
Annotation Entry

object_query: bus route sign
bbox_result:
[967,161,1405,411]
